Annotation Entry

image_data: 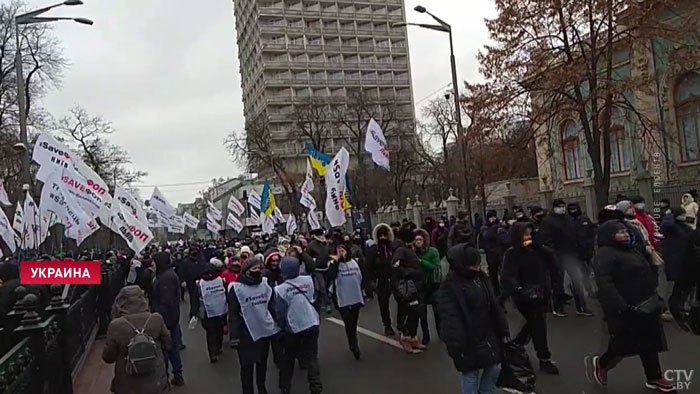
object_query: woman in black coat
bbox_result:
[669,211,700,331]
[500,222,559,375]
[437,243,509,394]
[391,233,426,353]
[586,221,673,392]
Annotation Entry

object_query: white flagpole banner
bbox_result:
[227,196,245,216]
[41,171,100,245]
[115,187,148,224]
[12,201,23,233]
[0,205,17,252]
[364,118,391,170]
[208,201,222,221]
[150,187,175,227]
[301,158,315,194]
[247,190,262,211]
[249,210,260,225]
[111,204,154,253]
[286,214,297,235]
[206,211,220,225]
[207,217,222,233]
[182,212,200,229]
[300,192,317,210]
[168,215,186,234]
[226,214,244,233]
[308,210,321,230]
[72,158,112,223]
[262,215,275,234]
[273,207,286,223]
[21,192,41,249]
[0,178,10,207]
[58,165,104,219]
[324,147,350,227]
[33,133,74,182]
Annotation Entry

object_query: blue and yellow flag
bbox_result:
[342,174,353,212]
[306,144,332,176]
[260,181,276,217]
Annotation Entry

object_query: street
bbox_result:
[174,295,698,394]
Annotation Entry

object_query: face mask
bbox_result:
[635,203,645,211]
[553,207,566,215]
[522,240,533,247]
[507,219,516,225]
[676,215,687,222]
[516,212,524,218]
[439,223,445,228]
[625,209,635,219]
[248,270,262,279]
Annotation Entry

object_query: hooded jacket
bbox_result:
[366,223,395,280]
[567,202,596,258]
[390,243,425,301]
[682,193,698,230]
[437,243,509,373]
[634,206,660,251]
[660,210,694,281]
[151,252,181,329]
[539,210,578,255]
[103,286,170,394]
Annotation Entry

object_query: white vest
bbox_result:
[335,260,365,308]
[199,277,227,318]
[231,278,280,341]
[274,276,319,334]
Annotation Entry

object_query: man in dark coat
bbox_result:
[448,211,475,247]
[586,221,673,392]
[366,223,397,336]
[539,199,592,317]
[567,202,596,295]
[660,207,693,321]
[437,242,509,392]
[431,217,450,258]
[182,247,205,318]
[480,210,509,298]
[151,252,184,386]
[669,211,700,331]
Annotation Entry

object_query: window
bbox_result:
[675,71,700,162]
[610,110,632,173]
[561,120,582,180]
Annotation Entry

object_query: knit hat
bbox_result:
[616,200,634,213]
[552,199,566,207]
[486,210,498,219]
[242,257,264,275]
[209,258,224,269]
[239,246,253,256]
[264,249,282,266]
[280,256,301,280]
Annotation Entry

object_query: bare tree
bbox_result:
[291,97,335,153]
[57,107,147,188]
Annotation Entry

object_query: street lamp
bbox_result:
[393,5,472,220]
[15,1,92,190]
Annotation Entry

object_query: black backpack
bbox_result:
[123,314,159,376]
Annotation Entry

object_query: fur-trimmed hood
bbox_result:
[372,223,395,243]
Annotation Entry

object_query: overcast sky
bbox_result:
[32,0,495,204]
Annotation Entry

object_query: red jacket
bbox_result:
[220,269,238,287]
[635,209,660,250]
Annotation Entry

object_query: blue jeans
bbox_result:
[164,324,183,378]
[461,364,501,394]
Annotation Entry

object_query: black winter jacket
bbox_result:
[438,270,509,372]
[539,214,579,255]
[660,214,693,282]
[151,253,182,329]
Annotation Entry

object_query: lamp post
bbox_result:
[393,5,472,220]
[15,0,92,189]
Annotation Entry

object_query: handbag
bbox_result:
[633,294,663,316]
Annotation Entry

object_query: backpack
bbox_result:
[123,314,159,376]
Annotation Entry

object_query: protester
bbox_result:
[414,228,441,345]
[669,211,700,329]
[327,244,365,360]
[431,217,450,258]
[102,286,170,394]
[182,247,205,318]
[586,220,674,392]
[438,242,510,394]
[192,262,227,363]
[229,257,280,394]
[631,196,661,251]
[660,207,693,322]
[221,255,241,287]
[448,211,474,247]
[423,217,437,237]
[307,228,332,314]
[151,252,184,386]
[539,199,593,317]
[681,193,698,230]
[501,222,560,375]
[366,223,397,336]
[263,250,283,288]
[275,256,323,394]
[392,228,427,353]
[480,210,509,300]
[567,202,596,295]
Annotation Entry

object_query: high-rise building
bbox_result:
[233,0,416,173]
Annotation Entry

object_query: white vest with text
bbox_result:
[231,278,280,341]
[274,276,319,334]
[335,259,365,308]
[199,277,227,318]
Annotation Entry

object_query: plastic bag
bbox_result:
[497,342,536,393]
[188,316,198,330]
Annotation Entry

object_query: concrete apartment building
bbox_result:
[233,0,416,173]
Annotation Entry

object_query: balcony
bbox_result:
[267,112,294,122]
[261,42,287,51]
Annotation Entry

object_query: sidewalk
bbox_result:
[73,339,113,394]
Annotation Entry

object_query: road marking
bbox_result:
[325,317,421,353]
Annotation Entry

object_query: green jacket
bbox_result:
[418,247,441,273]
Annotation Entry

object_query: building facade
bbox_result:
[233,0,416,173]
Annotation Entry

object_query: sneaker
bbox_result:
[585,355,607,386]
[576,309,594,317]
[384,326,396,336]
[661,311,674,322]
[539,359,560,375]
[552,309,568,318]
[171,375,185,387]
[324,305,333,314]
[411,337,428,351]
[399,335,414,353]
[421,336,430,346]
[645,379,677,393]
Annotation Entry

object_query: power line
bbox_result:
[415,82,453,106]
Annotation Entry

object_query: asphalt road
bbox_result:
[172,294,698,394]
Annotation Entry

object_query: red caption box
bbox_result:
[20,261,102,285]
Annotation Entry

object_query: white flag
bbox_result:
[247,190,262,211]
[33,133,74,182]
[227,195,245,216]
[226,214,243,233]
[168,215,186,234]
[324,147,350,227]
[273,207,286,223]
[12,201,23,233]
[286,214,297,235]
[149,187,175,227]
[262,215,276,234]
[0,178,10,207]
[182,212,200,229]
[207,217,222,233]
[58,165,104,219]
[249,210,260,226]
[0,205,17,253]
[364,118,391,170]
[300,192,317,210]
[206,211,220,226]
[37,208,57,246]
[115,187,148,224]
[301,158,314,195]
[308,210,321,230]
[21,192,41,249]
[72,158,111,222]
[208,201,222,221]
[111,204,154,254]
